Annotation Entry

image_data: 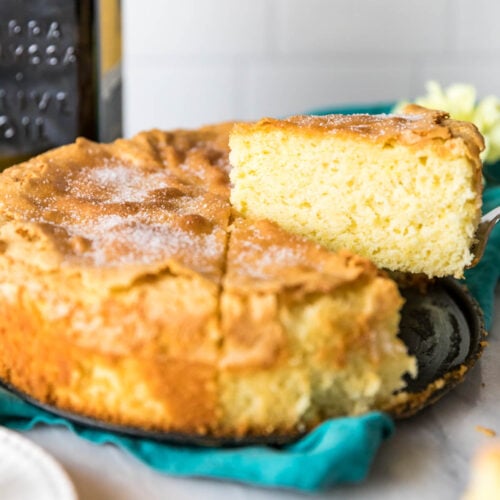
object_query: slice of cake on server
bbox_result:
[229,105,484,278]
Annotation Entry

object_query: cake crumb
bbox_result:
[476,425,497,437]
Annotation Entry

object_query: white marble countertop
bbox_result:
[21,288,500,500]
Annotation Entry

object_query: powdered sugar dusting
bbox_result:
[231,226,309,280]
[252,244,305,270]
[71,213,221,268]
[23,160,229,274]
[286,109,442,140]
[70,163,170,203]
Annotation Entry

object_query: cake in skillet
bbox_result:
[229,105,484,278]
[0,124,415,438]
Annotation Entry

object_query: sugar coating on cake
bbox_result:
[0,125,415,438]
[229,105,484,278]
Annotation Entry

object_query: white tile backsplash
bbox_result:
[419,56,500,97]
[124,60,238,135]
[123,0,269,57]
[123,0,500,136]
[275,0,450,55]
[455,0,500,51]
[241,58,414,119]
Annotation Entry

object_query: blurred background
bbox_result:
[122,0,500,137]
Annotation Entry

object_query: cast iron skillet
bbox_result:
[0,277,487,447]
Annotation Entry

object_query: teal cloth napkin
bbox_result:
[0,391,393,491]
[0,104,498,492]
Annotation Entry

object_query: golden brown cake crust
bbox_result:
[0,123,414,438]
[233,104,484,155]
[224,216,376,293]
[0,135,232,282]
[231,105,484,199]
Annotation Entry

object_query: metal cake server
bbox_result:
[469,206,500,268]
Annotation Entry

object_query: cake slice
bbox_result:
[229,105,484,278]
[218,216,416,436]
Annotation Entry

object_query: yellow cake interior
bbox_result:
[230,106,484,278]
